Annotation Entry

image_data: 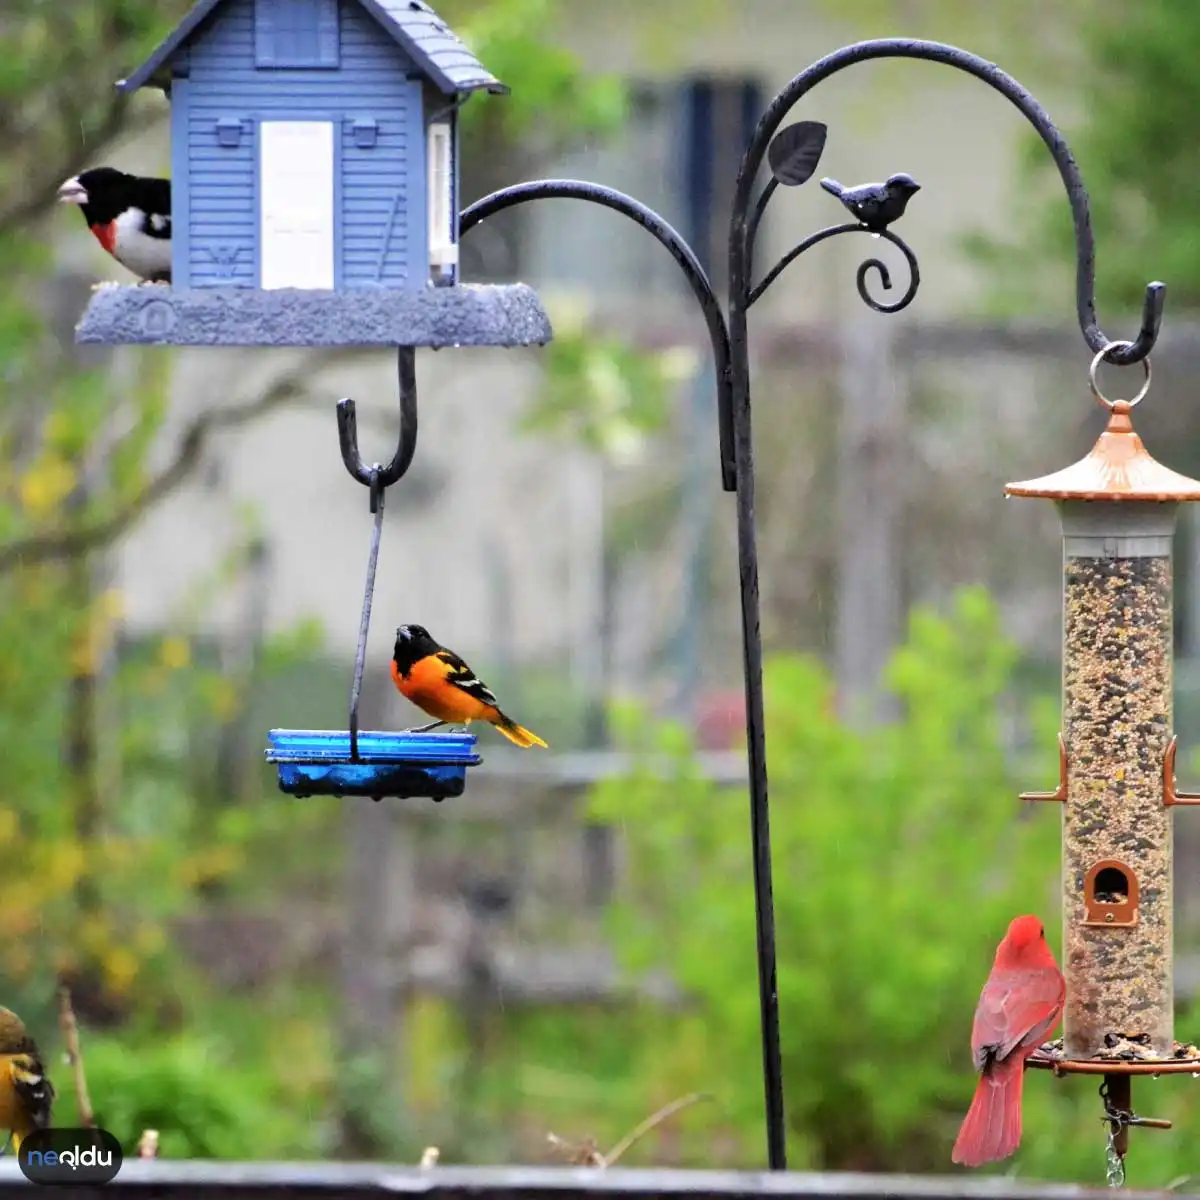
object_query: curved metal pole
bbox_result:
[747,223,920,312]
[730,39,1165,364]
[460,180,738,492]
[450,46,1168,1173]
[723,42,1170,1171]
[338,348,420,760]
[744,177,778,286]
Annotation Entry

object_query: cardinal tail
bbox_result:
[951,1057,1025,1168]
[492,712,547,749]
[819,177,843,198]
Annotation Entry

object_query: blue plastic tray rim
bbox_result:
[265,729,481,766]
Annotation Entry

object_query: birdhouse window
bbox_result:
[255,0,340,69]
[427,121,457,277]
[1083,859,1139,927]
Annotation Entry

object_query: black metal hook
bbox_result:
[338,346,420,509]
[340,348,420,760]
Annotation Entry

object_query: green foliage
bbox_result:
[447,0,628,144]
[0,0,179,229]
[393,588,1200,1181]
[590,587,1063,1169]
[1050,0,1200,310]
[525,302,696,461]
[0,0,649,1160]
[59,1029,322,1159]
[960,0,1200,316]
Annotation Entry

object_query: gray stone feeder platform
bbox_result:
[74,283,552,348]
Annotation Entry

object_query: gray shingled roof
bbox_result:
[118,0,508,96]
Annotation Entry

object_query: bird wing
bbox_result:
[7,1052,53,1131]
[971,966,1065,1071]
[434,649,499,707]
[140,177,172,238]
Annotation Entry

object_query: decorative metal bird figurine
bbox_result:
[819,173,921,232]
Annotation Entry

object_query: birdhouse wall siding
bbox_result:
[339,84,425,286]
[175,0,427,290]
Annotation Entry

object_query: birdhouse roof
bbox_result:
[117,0,508,96]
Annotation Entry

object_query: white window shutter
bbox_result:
[427,122,457,269]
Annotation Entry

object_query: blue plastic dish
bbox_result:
[265,729,481,802]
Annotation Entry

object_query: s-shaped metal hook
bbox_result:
[337,347,420,761]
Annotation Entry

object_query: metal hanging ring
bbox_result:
[1089,340,1152,411]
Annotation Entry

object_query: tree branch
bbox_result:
[0,101,143,234]
[0,351,358,574]
[56,984,96,1129]
[0,1,179,237]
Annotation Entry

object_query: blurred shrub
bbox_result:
[581,586,1198,1183]
[64,1030,321,1159]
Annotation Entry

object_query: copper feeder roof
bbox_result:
[1006,400,1200,502]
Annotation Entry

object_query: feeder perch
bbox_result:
[266,729,479,801]
[1006,346,1200,1161]
[73,0,552,349]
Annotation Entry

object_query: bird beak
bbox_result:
[57,177,88,205]
[396,627,410,640]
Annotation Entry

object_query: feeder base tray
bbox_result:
[265,729,481,801]
[75,283,553,348]
[1029,1037,1200,1075]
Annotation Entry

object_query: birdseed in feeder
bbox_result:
[1063,553,1173,1061]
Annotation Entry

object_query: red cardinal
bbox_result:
[952,914,1065,1167]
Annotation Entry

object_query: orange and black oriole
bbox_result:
[0,1007,53,1154]
[391,624,547,749]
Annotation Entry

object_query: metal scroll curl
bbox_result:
[729,38,1166,368]
[746,222,920,313]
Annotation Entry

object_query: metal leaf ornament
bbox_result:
[767,121,828,186]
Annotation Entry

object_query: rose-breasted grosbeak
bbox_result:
[57,167,172,284]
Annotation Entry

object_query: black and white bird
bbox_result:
[57,167,172,284]
[819,172,921,232]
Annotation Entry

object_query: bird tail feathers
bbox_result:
[493,714,547,749]
[951,1058,1024,1168]
[819,177,843,197]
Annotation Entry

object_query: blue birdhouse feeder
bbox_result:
[73,0,551,348]
[61,2,553,797]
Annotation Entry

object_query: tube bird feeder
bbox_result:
[1006,348,1200,1174]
